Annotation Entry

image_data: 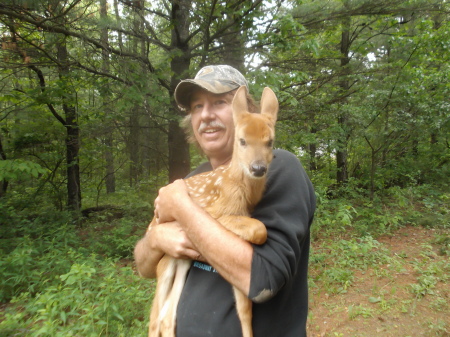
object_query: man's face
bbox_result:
[189,89,235,160]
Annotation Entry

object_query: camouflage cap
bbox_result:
[174,65,249,110]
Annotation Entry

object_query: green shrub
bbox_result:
[0,236,77,303]
[0,255,153,337]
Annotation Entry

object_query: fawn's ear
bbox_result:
[232,86,249,122]
[260,87,278,125]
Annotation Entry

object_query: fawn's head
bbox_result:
[232,86,279,179]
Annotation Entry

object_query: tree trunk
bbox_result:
[113,0,124,51]
[127,3,146,187]
[0,134,8,197]
[336,115,349,183]
[336,8,351,184]
[65,106,81,213]
[100,0,116,193]
[129,108,140,186]
[168,0,192,182]
[221,5,246,71]
[168,119,190,182]
[104,134,116,193]
[57,38,81,214]
[308,126,318,171]
[369,149,376,201]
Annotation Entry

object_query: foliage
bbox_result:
[0,159,48,181]
[0,194,153,336]
[0,254,152,337]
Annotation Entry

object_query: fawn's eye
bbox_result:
[239,138,246,146]
[267,139,274,148]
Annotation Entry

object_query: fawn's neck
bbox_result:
[210,155,232,170]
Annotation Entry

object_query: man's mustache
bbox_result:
[198,121,226,133]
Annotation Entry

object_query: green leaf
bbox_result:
[368,296,382,303]
[0,160,48,181]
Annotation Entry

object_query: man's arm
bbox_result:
[249,149,316,302]
[134,224,163,279]
[154,179,254,296]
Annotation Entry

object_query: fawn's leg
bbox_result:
[149,255,176,337]
[218,215,267,245]
[233,286,254,337]
[159,259,191,337]
[148,289,160,337]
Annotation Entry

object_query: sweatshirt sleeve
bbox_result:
[249,149,316,303]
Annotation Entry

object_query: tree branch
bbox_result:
[28,64,67,126]
[0,7,152,69]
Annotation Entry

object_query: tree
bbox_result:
[56,35,82,213]
[1,3,82,213]
[254,0,448,190]
[167,0,192,182]
[100,0,116,194]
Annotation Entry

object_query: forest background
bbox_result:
[0,0,449,336]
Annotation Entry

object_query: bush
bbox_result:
[0,193,153,336]
[0,255,153,337]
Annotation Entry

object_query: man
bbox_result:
[134,65,316,337]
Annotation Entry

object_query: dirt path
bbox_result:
[307,226,450,337]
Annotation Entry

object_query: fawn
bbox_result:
[148,86,279,337]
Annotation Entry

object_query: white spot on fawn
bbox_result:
[215,176,223,186]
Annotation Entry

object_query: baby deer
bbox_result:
[148,86,279,337]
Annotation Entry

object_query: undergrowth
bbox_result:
[0,195,152,337]
[0,183,448,336]
[309,183,449,295]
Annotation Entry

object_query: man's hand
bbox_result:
[154,179,190,224]
[153,221,203,261]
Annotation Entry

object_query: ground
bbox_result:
[307,226,450,337]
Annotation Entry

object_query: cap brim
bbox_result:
[174,79,239,110]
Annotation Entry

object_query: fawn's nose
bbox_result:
[250,162,267,177]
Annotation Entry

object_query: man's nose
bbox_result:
[200,102,215,120]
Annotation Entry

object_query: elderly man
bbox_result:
[134,65,316,337]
